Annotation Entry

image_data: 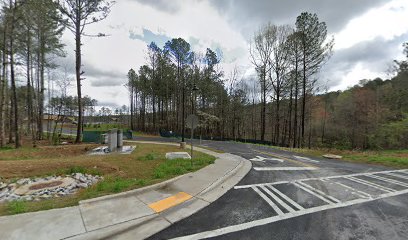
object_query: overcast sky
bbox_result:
[59,0,408,108]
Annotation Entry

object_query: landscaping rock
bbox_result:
[0,173,103,203]
[77,183,88,188]
[323,154,343,159]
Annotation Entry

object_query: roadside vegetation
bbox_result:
[0,143,215,216]
[269,145,408,168]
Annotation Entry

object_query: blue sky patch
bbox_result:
[129,28,171,48]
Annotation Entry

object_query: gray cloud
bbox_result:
[54,54,125,88]
[132,0,181,13]
[89,76,125,87]
[80,62,125,87]
[209,0,388,37]
[322,34,408,88]
[97,100,121,108]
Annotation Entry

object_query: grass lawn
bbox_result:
[0,143,215,216]
[268,146,408,168]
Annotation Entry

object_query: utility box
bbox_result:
[108,129,118,152]
[117,129,123,149]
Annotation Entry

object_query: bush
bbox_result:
[369,116,408,149]
[65,166,87,174]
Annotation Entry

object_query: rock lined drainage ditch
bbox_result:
[0,173,103,202]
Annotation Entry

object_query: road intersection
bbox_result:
[143,139,408,240]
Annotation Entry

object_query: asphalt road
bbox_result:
[137,137,408,239]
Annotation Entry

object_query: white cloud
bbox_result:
[59,0,249,107]
[57,0,408,107]
[329,63,384,91]
[334,0,408,50]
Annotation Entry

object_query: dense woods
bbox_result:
[127,13,408,150]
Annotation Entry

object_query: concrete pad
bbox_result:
[165,152,191,160]
[80,195,154,231]
[163,197,210,224]
[0,206,85,240]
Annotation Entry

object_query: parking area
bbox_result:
[147,141,408,240]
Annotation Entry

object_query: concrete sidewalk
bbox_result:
[0,141,251,240]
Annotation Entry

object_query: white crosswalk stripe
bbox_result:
[260,186,296,213]
[172,169,408,240]
[292,182,335,204]
[296,181,341,204]
[251,186,284,215]
[383,172,408,180]
[366,174,408,188]
[346,176,395,193]
[267,185,304,210]
[326,179,371,199]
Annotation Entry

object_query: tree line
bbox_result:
[0,0,113,148]
[127,12,333,147]
[127,12,408,150]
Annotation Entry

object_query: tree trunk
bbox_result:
[130,86,134,130]
[0,24,7,147]
[38,39,46,140]
[261,69,266,142]
[9,17,20,148]
[288,80,293,147]
[301,46,307,147]
[26,31,36,146]
[293,60,299,148]
[75,20,82,143]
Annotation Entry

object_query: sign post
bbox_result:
[186,114,199,166]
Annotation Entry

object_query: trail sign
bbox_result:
[186,114,199,163]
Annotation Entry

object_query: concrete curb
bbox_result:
[79,174,186,205]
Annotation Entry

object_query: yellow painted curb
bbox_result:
[149,192,192,213]
[254,150,317,168]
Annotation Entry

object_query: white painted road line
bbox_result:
[292,182,334,204]
[267,185,305,210]
[234,169,408,189]
[251,186,284,215]
[170,188,408,240]
[346,176,395,193]
[328,179,372,199]
[249,156,284,163]
[294,155,320,163]
[297,181,341,204]
[260,186,296,213]
[253,167,318,171]
[384,172,408,180]
[367,174,408,188]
